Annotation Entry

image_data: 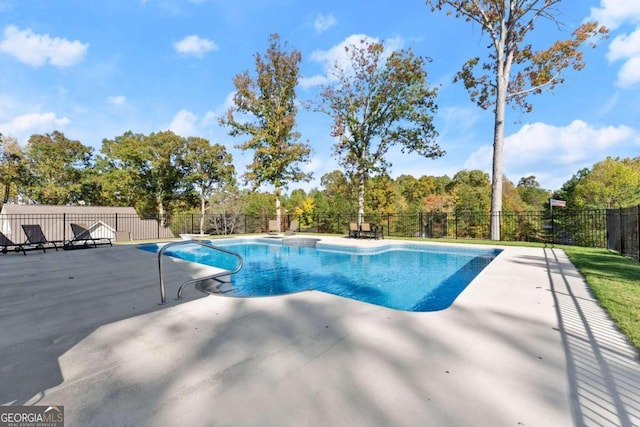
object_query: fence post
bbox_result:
[637,205,640,260]
[115,213,119,232]
[455,212,458,239]
[386,214,390,237]
[619,207,624,255]
[63,213,66,242]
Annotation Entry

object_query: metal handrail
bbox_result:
[158,240,243,304]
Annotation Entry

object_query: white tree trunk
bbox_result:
[199,191,206,235]
[490,82,506,241]
[158,197,166,227]
[275,187,281,233]
[357,145,366,226]
[490,19,513,241]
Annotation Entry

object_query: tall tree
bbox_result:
[183,137,235,234]
[426,0,608,239]
[573,157,640,209]
[315,38,442,225]
[0,134,29,204]
[319,170,356,215]
[220,33,312,233]
[100,130,189,222]
[448,169,492,211]
[24,131,93,205]
[517,175,550,209]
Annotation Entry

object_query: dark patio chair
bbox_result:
[64,223,113,249]
[22,224,64,251]
[1,231,45,255]
[348,222,360,238]
[360,222,375,239]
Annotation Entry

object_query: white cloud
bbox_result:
[608,28,640,60]
[616,56,640,88]
[173,35,217,58]
[1,112,71,142]
[463,120,640,189]
[168,109,198,136]
[607,28,640,88]
[589,0,640,30]
[307,34,405,87]
[299,74,328,88]
[200,111,218,128]
[107,95,127,106]
[0,25,88,67]
[590,1,640,89]
[313,14,337,34]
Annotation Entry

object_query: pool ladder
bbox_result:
[158,240,243,304]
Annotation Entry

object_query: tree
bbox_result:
[220,33,312,233]
[573,157,640,208]
[207,181,244,235]
[315,38,442,226]
[554,167,589,208]
[184,137,235,234]
[24,131,93,205]
[366,174,400,215]
[426,0,608,239]
[293,197,315,228]
[99,130,189,222]
[319,170,356,215]
[0,135,29,204]
[448,169,491,211]
[517,175,550,209]
[502,177,527,211]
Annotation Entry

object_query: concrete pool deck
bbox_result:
[1,236,639,426]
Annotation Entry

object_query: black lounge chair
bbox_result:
[64,223,113,249]
[22,224,64,251]
[0,231,44,255]
[360,222,383,240]
[348,222,360,238]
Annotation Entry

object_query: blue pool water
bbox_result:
[140,239,501,312]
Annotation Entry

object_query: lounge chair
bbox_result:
[268,219,279,235]
[359,223,384,240]
[65,223,113,249]
[348,222,360,238]
[360,222,374,239]
[22,224,64,251]
[1,231,44,255]
[285,220,299,236]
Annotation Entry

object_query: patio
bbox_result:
[1,237,638,426]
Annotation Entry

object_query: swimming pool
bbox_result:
[140,238,501,312]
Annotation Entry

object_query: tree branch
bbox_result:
[506,71,560,99]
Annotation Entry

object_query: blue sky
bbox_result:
[0,0,638,193]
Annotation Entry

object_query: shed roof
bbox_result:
[0,204,137,215]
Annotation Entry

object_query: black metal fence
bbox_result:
[1,209,609,248]
[172,209,608,248]
[607,205,640,261]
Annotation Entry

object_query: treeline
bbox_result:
[1,131,639,226]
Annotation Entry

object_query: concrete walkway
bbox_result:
[1,237,639,426]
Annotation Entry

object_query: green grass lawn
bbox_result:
[561,246,640,353]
